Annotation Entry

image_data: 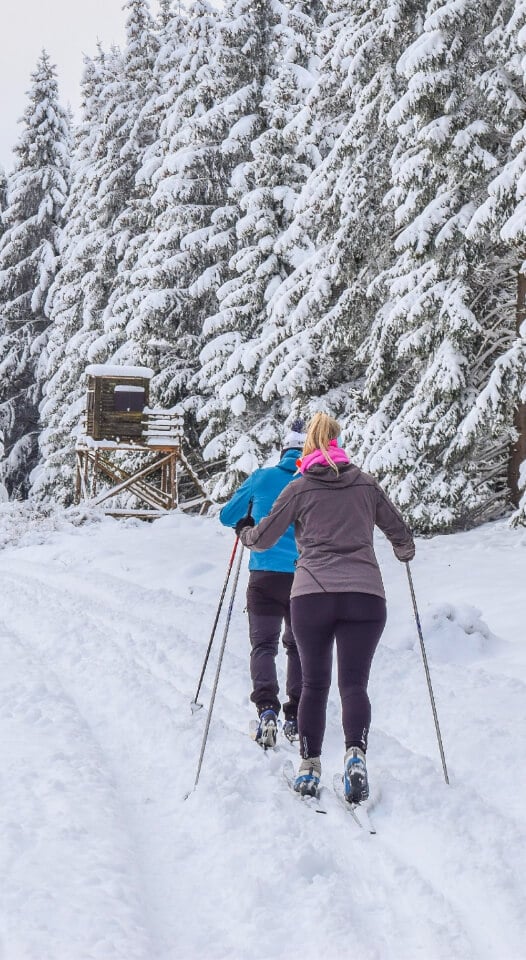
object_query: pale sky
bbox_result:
[0,1,161,171]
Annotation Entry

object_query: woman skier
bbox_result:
[235,412,415,802]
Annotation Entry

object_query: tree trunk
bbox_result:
[508,266,526,505]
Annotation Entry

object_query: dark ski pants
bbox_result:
[246,571,302,719]
[290,592,386,758]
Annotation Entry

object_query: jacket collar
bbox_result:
[303,462,360,484]
[277,448,301,473]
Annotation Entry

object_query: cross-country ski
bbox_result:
[332,775,377,834]
[283,760,327,814]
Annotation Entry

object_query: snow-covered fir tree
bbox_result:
[22,0,526,527]
[195,0,323,496]
[116,0,213,442]
[0,167,7,499]
[251,0,419,452]
[32,49,123,503]
[269,0,370,277]
[355,0,517,531]
[162,0,265,484]
[158,0,173,28]
[458,0,526,525]
[92,0,160,366]
[0,51,70,498]
[34,0,160,503]
[0,166,7,221]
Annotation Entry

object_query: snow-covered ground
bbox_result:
[0,506,525,960]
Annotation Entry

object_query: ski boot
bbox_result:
[343,746,369,804]
[294,757,321,798]
[255,708,278,749]
[282,717,298,743]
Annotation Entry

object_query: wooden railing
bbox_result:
[142,406,184,448]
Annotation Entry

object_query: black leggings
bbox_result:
[291,592,386,758]
[246,571,301,718]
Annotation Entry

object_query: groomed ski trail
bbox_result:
[0,510,524,959]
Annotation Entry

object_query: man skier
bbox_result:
[219,421,306,749]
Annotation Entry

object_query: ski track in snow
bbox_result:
[0,512,525,959]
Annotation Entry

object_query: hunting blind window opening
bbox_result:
[113,385,146,413]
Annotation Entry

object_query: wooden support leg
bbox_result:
[75,452,82,504]
[91,450,99,498]
[170,452,176,509]
[84,451,90,500]
[74,440,211,515]
[77,450,89,502]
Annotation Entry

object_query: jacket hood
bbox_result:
[278,448,301,474]
[302,462,363,485]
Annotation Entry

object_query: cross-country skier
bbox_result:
[235,412,415,802]
[219,421,306,749]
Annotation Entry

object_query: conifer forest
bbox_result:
[1,0,526,533]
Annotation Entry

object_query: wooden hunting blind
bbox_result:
[85,366,152,442]
[75,364,211,518]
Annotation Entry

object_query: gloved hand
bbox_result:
[235,515,255,537]
[393,541,415,562]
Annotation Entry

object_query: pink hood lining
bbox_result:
[297,439,350,474]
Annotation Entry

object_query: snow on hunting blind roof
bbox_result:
[84,364,154,379]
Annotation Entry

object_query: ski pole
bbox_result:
[405,562,450,785]
[190,537,246,792]
[191,535,240,712]
[190,499,253,711]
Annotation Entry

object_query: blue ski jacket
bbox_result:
[219,449,300,572]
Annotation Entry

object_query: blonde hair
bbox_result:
[302,412,341,472]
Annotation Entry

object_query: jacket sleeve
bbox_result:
[219,475,255,528]
[374,483,415,561]
[239,484,297,552]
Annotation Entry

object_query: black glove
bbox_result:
[235,515,255,536]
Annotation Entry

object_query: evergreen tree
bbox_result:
[158,0,173,29]
[0,166,7,220]
[114,1,206,419]
[253,0,419,448]
[195,0,322,495]
[32,49,123,503]
[95,0,160,365]
[355,0,516,531]
[132,0,265,480]
[27,0,525,528]
[0,167,7,499]
[34,0,160,502]
[458,0,526,524]
[0,51,70,498]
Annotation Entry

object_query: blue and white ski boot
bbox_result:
[282,717,299,743]
[343,746,369,804]
[294,757,321,797]
[255,709,278,749]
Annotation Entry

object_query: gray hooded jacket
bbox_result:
[239,463,415,600]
